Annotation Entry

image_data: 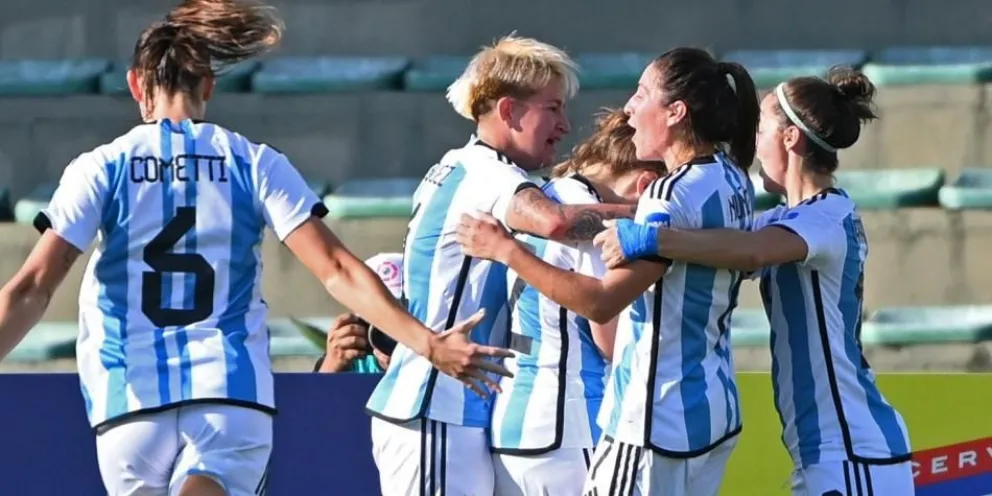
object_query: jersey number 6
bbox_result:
[141,206,216,327]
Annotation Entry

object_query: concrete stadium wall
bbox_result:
[0,0,991,60]
[3,208,990,321]
[1,85,991,200]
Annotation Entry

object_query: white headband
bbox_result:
[775,83,836,153]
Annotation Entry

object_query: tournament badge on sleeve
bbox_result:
[913,437,992,495]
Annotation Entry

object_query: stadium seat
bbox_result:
[99,61,260,95]
[833,168,944,210]
[267,318,325,357]
[862,46,992,86]
[862,305,992,346]
[722,50,868,88]
[729,308,770,347]
[323,178,419,219]
[252,57,410,94]
[575,52,655,90]
[403,55,470,91]
[750,173,782,211]
[14,183,56,225]
[938,168,992,210]
[6,322,77,362]
[0,59,110,96]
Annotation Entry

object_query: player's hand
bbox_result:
[456,212,514,264]
[594,219,660,269]
[321,313,371,373]
[428,309,515,398]
[593,220,629,269]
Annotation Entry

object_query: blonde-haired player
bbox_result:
[366,34,635,495]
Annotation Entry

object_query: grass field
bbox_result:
[720,372,992,495]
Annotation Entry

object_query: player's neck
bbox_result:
[663,141,716,169]
[144,94,205,124]
[473,124,535,169]
[786,168,834,207]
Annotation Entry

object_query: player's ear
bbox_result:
[665,100,688,127]
[635,170,659,196]
[200,75,215,102]
[782,125,803,154]
[126,69,143,104]
[496,96,518,126]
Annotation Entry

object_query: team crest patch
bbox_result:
[377,261,401,285]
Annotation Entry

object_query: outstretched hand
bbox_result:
[428,309,515,397]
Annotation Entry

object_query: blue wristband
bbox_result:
[615,219,660,260]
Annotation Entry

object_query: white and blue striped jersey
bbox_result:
[754,188,911,467]
[39,119,323,428]
[490,175,610,454]
[600,153,753,455]
[366,137,532,427]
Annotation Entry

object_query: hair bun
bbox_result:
[827,66,875,103]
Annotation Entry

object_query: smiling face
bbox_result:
[505,80,571,169]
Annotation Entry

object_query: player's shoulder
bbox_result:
[643,154,727,203]
[543,174,602,205]
[794,187,856,221]
[451,136,527,175]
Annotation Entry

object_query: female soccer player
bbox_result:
[489,108,666,496]
[596,67,914,495]
[365,35,636,496]
[457,47,760,496]
[0,1,511,495]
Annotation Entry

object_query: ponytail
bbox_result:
[132,0,283,114]
[718,61,760,170]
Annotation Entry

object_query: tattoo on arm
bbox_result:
[561,204,637,241]
[508,187,567,234]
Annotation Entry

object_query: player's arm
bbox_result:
[0,153,105,361]
[589,318,618,360]
[457,213,666,324]
[504,187,635,242]
[256,149,512,393]
[0,233,81,360]
[596,205,837,271]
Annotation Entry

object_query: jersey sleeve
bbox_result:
[38,152,110,251]
[766,201,845,268]
[633,176,698,263]
[254,146,327,241]
[489,165,537,226]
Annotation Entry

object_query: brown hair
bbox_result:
[772,66,878,175]
[131,0,283,117]
[551,107,666,178]
[649,47,760,170]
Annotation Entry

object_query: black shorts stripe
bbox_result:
[429,420,438,496]
[627,447,643,496]
[608,443,629,496]
[419,420,429,496]
[583,448,592,469]
[439,422,448,496]
[590,440,612,480]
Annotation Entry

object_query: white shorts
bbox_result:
[96,403,273,496]
[583,437,737,496]
[371,417,494,496]
[493,448,593,496]
[791,460,915,496]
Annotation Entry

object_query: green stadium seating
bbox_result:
[267,318,326,357]
[833,168,944,209]
[938,168,992,210]
[7,323,77,362]
[722,50,868,88]
[730,308,770,347]
[575,53,655,90]
[862,305,992,345]
[750,173,782,211]
[308,180,332,199]
[862,46,992,86]
[252,57,410,94]
[14,183,56,225]
[323,178,419,219]
[99,61,260,95]
[0,59,110,96]
[403,55,470,92]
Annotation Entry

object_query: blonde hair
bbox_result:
[446,33,580,122]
